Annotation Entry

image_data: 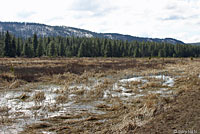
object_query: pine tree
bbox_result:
[133,47,140,57]
[96,39,102,56]
[0,32,4,57]
[4,31,12,57]
[23,43,29,57]
[158,49,165,57]
[23,42,34,58]
[0,31,200,58]
[101,39,107,56]
[36,42,44,57]
[0,39,4,57]
[33,34,38,56]
[123,41,129,56]
[59,40,65,56]
[10,37,16,57]
[120,42,125,57]
[78,41,85,57]
[16,38,21,57]
[104,41,112,57]
[72,43,78,56]
[128,44,134,57]
[112,41,117,57]
[48,41,57,56]
[66,46,72,57]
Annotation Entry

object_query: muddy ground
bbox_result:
[0,58,199,134]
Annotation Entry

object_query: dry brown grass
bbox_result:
[46,104,60,112]
[0,72,15,82]
[0,57,176,82]
[1,58,200,134]
[70,88,85,95]
[144,93,159,100]
[118,122,137,133]
[86,88,105,99]
[56,95,68,104]
[141,82,164,89]
[0,116,14,125]
[0,106,11,114]
[9,80,26,89]
[96,104,110,109]
[0,106,13,125]
[130,80,142,86]
[33,91,45,102]
[27,122,52,129]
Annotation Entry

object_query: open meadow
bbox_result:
[0,58,200,134]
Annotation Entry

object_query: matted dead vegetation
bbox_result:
[0,58,199,133]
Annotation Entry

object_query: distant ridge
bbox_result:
[187,42,200,46]
[0,21,185,44]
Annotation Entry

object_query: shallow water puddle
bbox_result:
[42,131,56,134]
[119,76,147,83]
[0,84,106,133]
[0,74,177,133]
[69,85,91,90]
[68,79,101,91]
[109,74,175,99]
[150,75,174,87]
[148,88,173,95]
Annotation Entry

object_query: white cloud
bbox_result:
[0,0,200,42]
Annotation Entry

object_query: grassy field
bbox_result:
[0,58,199,134]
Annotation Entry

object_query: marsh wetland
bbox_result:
[0,58,199,134]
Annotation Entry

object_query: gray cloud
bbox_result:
[92,7,116,17]
[70,0,100,12]
[189,14,200,19]
[46,17,64,23]
[69,0,116,18]
[197,21,200,25]
[17,11,36,19]
[160,14,200,21]
[165,4,177,10]
[161,15,185,21]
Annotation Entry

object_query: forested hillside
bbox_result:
[0,31,200,58]
[0,22,185,44]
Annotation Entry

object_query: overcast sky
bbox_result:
[0,0,200,43]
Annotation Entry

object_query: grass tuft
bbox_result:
[33,91,45,102]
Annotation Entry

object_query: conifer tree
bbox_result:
[4,31,12,57]
[158,49,165,57]
[48,41,57,56]
[78,41,85,57]
[59,40,65,56]
[16,38,21,57]
[33,34,38,56]
[66,46,72,57]
[36,42,44,57]
[10,37,16,57]
[0,31,200,58]
[104,41,112,57]
[23,43,29,57]
[0,39,4,57]
[133,47,140,57]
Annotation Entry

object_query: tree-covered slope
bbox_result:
[0,21,184,44]
[0,31,199,58]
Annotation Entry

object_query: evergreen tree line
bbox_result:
[0,31,200,58]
